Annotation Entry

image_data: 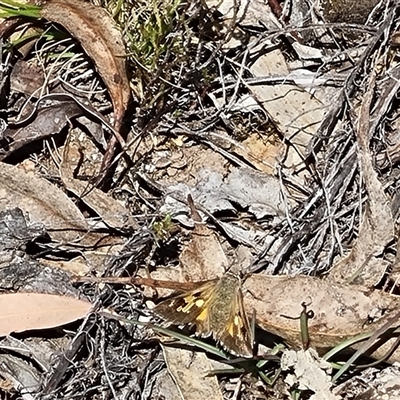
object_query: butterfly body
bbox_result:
[153,274,253,357]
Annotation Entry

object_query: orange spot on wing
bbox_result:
[196,308,209,321]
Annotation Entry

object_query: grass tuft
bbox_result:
[0,0,41,18]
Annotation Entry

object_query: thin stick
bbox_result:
[72,275,209,291]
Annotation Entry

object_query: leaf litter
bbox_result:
[1,0,400,399]
[39,0,130,132]
[282,348,338,400]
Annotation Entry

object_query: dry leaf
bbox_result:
[330,72,394,286]
[281,348,338,400]
[161,168,287,221]
[0,353,41,397]
[0,162,122,264]
[140,193,228,296]
[0,162,94,244]
[10,59,45,96]
[0,292,91,336]
[244,274,399,355]
[0,161,126,273]
[249,48,326,171]
[161,345,224,400]
[0,102,82,161]
[143,220,227,297]
[0,162,87,240]
[178,221,227,281]
[39,0,130,130]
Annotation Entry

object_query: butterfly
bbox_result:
[153,273,254,357]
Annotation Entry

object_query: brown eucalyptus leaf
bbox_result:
[0,162,93,244]
[142,222,227,298]
[10,59,45,96]
[39,0,130,130]
[0,292,91,336]
[179,222,227,281]
[244,275,398,351]
[0,102,82,161]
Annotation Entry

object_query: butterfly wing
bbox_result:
[153,279,218,331]
[153,275,254,358]
[196,274,254,357]
[218,284,253,357]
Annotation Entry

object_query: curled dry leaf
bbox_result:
[0,292,91,336]
[39,0,130,130]
[140,195,228,299]
[143,219,227,298]
[330,72,394,286]
[178,221,228,281]
[281,349,338,400]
